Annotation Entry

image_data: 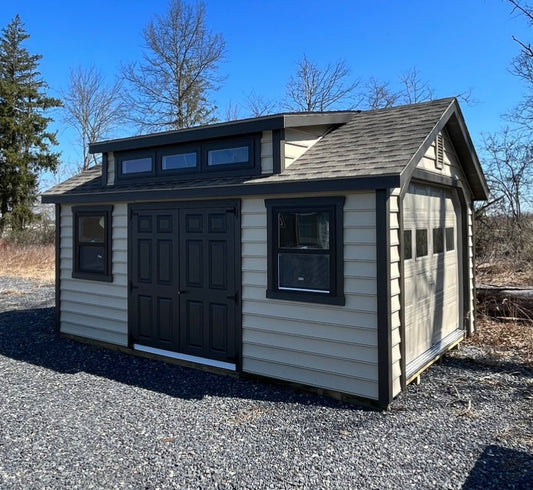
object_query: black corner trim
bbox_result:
[55,204,61,329]
[101,153,108,187]
[376,189,392,407]
[272,129,283,174]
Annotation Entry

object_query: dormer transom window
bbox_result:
[115,135,260,183]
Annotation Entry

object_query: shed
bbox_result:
[42,97,489,408]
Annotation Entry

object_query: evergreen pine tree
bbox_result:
[0,15,61,233]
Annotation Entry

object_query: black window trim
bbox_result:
[265,197,345,306]
[158,143,200,175]
[116,150,156,179]
[115,134,261,182]
[72,205,113,282]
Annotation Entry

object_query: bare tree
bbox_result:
[482,129,533,255]
[62,65,125,170]
[398,67,434,104]
[121,0,226,132]
[362,77,399,109]
[506,1,533,128]
[245,91,279,117]
[283,55,360,112]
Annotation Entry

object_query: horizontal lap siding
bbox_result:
[241,193,379,400]
[389,189,402,397]
[283,126,330,168]
[261,131,274,174]
[59,204,128,345]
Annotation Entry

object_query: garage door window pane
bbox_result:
[416,229,428,257]
[433,228,444,254]
[404,230,412,260]
[446,227,455,251]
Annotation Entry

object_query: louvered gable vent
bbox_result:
[435,133,444,169]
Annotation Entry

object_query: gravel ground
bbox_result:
[0,276,532,489]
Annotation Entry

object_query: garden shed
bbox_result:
[42,97,488,408]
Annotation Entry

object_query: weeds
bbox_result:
[0,244,54,283]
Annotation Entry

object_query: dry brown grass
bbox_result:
[466,314,533,367]
[471,259,533,367]
[0,244,55,284]
[476,260,533,287]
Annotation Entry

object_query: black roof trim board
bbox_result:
[399,98,488,200]
[41,174,402,204]
[89,112,355,154]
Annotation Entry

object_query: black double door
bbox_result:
[129,202,239,364]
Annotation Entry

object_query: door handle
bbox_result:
[177,290,189,295]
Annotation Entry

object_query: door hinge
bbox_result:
[129,281,139,293]
[226,292,238,303]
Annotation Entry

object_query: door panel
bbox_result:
[129,203,238,364]
[179,208,236,362]
[130,208,179,352]
[403,185,461,367]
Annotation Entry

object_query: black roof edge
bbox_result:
[400,98,489,201]
[41,174,401,205]
[445,105,489,200]
[89,112,356,154]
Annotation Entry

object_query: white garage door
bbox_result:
[403,184,463,378]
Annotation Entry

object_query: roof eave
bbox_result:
[89,112,355,154]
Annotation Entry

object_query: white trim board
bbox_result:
[133,344,237,371]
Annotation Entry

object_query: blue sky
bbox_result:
[1,0,531,182]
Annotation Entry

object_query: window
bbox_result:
[161,151,198,171]
[208,146,248,166]
[416,229,428,258]
[433,227,444,254]
[446,227,455,251]
[404,230,412,260]
[121,157,153,175]
[73,206,112,282]
[204,139,254,172]
[265,197,344,305]
[115,135,259,182]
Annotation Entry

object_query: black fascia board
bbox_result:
[41,174,401,204]
[89,112,355,154]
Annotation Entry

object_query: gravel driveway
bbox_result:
[1,277,532,489]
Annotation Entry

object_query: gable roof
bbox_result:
[42,98,488,203]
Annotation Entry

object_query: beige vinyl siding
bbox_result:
[418,130,470,184]
[389,188,402,397]
[107,152,115,186]
[59,203,128,345]
[241,192,379,400]
[260,131,274,174]
[465,189,475,334]
[283,125,331,168]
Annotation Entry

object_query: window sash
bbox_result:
[73,206,112,281]
[265,197,344,305]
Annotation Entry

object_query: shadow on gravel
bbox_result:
[463,445,533,489]
[443,354,533,380]
[0,307,364,409]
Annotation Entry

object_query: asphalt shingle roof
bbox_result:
[43,98,480,200]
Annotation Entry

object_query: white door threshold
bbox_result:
[133,344,236,371]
